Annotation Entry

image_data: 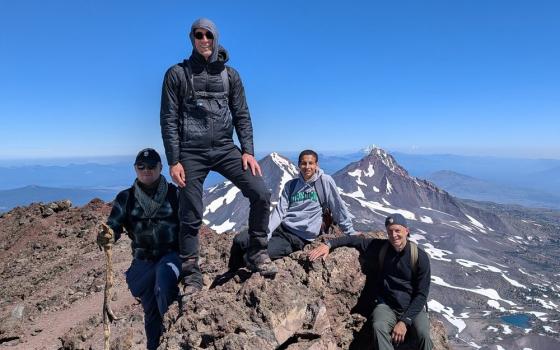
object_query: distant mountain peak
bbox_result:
[268,152,299,177]
[362,146,408,177]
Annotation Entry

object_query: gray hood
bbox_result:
[189,18,220,63]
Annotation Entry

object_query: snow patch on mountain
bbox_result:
[455,259,502,273]
[420,215,433,224]
[341,193,416,220]
[271,152,299,192]
[431,276,516,305]
[420,206,456,217]
[423,243,453,262]
[364,163,375,177]
[204,186,241,216]
[211,219,236,233]
[428,299,467,332]
[466,214,488,233]
[347,169,366,186]
[487,300,506,312]
[385,178,393,194]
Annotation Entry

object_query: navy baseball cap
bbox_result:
[134,148,161,166]
[385,213,408,228]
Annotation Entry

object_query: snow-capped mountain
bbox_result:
[201,148,560,349]
[333,147,505,232]
[202,152,298,233]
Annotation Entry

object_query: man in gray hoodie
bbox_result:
[229,150,356,269]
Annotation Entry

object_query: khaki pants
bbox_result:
[371,303,433,350]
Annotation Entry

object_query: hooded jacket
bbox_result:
[268,168,356,241]
[160,18,254,165]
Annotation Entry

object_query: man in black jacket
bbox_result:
[97,148,181,350]
[308,214,433,350]
[160,18,276,295]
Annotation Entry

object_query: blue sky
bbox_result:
[1,0,559,160]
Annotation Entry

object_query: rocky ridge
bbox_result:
[0,200,449,349]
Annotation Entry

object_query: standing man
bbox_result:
[160,18,276,295]
[97,148,181,350]
[229,149,356,269]
[308,214,433,350]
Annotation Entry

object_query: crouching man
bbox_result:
[228,149,356,270]
[308,213,433,350]
[97,148,181,350]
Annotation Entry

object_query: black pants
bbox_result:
[179,144,271,263]
[229,225,308,270]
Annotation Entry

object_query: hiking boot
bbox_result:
[179,257,202,299]
[245,252,278,278]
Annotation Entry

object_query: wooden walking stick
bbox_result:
[100,223,120,350]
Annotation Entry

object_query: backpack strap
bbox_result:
[313,175,328,213]
[181,59,196,103]
[410,241,418,276]
[221,67,230,98]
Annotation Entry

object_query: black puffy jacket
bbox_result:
[160,48,254,165]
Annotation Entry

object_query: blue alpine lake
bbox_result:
[500,314,531,328]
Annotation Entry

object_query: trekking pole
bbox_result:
[100,223,120,350]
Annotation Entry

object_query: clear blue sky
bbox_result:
[1,0,559,160]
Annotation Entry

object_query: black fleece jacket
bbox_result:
[327,236,431,326]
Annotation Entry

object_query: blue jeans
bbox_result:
[126,252,181,350]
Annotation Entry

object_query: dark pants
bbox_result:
[371,303,432,350]
[179,145,271,283]
[229,225,307,269]
[126,252,181,350]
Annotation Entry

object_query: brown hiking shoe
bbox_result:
[245,253,278,278]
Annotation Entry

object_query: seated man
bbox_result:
[96,148,181,350]
[229,149,355,269]
[308,213,433,350]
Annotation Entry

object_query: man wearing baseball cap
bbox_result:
[97,148,181,350]
[308,213,432,350]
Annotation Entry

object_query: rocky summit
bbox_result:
[159,231,449,350]
[0,199,448,349]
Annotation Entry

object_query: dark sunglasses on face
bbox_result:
[194,31,214,40]
[136,164,157,171]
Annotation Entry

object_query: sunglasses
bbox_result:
[194,31,214,40]
[136,164,157,170]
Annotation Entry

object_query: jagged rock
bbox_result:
[159,231,449,350]
[39,200,72,217]
[41,207,55,217]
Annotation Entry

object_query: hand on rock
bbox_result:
[308,243,330,261]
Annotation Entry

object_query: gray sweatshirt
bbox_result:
[268,168,355,241]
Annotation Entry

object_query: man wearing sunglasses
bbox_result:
[160,18,276,297]
[97,148,181,350]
